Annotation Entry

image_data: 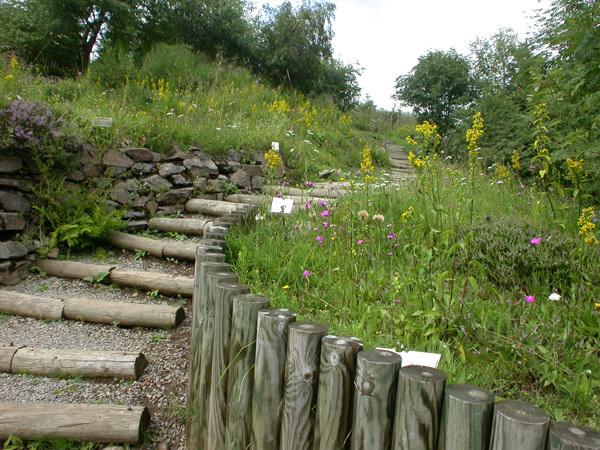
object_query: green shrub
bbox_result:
[88,45,136,88]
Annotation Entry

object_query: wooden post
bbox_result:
[0,291,64,321]
[63,297,184,328]
[187,264,233,448]
[206,282,251,449]
[0,403,149,444]
[547,421,600,449]
[437,384,495,450]
[280,322,329,450]
[251,308,297,450]
[392,365,446,450]
[351,349,402,450]
[489,400,550,449]
[201,238,227,250]
[225,294,271,450]
[314,336,364,450]
[8,347,147,380]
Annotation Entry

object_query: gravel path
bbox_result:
[0,245,197,449]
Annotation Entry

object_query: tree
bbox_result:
[394,50,474,134]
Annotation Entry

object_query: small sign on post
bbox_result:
[92,117,113,128]
[270,197,293,214]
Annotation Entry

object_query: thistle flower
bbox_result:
[373,214,385,222]
[358,210,369,219]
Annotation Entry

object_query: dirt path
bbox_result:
[385,143,415,182]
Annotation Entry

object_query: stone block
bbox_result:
[159,163,186,177]
[102,150,134,168]
[229,169,251,188]
[171,174,192,187]
[0,241,28,259]
[251,176,265,190]
[0,157,22,174]
[0,191,30,213]
[242,164,264,178]
[143,175,172,192]
[133,162,155,175]
[0,212,26,231]
[157,188,194,205]
[192,178,208,191]
[124,148,153,162]
[183,158,219,177]
[80,163,101,178]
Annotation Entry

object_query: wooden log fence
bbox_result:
[185,207,600,449]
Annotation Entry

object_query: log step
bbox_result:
[148,217,209,235]
[108,231,198,261]
[0,291,185,328]
[185,198,246,216]
[35,259,194,297]
[0,343,147,380]
[0,403,150,444]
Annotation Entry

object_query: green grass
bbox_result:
[226,158,600,428]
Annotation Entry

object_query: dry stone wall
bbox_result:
[0,148,265,284]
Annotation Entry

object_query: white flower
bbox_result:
[255,214,265,221]
[549,293,561,302]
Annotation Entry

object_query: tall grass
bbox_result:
[226,154,600,427]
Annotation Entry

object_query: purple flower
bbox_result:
[515,192,521,196]
[305,204,312,210]
[525,295,535,303]
[519,185,525,189]
[357,240,364,245]
[387,252,393,256]
[321,211,330,217]
[394,299,401,303]
[142,137,146,142]
[316,236,324,245]
[303,270,310,277]
[387,234,396,239]
[313,227,318,232]
[322,222,329,227]
[530,166,536,170]
[338,226,343,231]
[318,201,328,208]
[305,182,315,187]
[530,238,542,245]
[276,194,283,198]
[294,225,299,229]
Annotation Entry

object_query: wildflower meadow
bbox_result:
[227,115,600,427]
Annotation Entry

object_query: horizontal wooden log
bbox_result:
[148,217,209,235]
[548,421,600,449]
[35,260,115,282]
[162,242,197,261]
[63,297,184,328]
[0,403,149,444]
[9,347,147,380]
[0,344,23,372]
[225,194,267,205]
[0,291,64,321]
[262,185,346,198]
[108,231,164,258]
[109,269,194,297]
[185,199,246,216]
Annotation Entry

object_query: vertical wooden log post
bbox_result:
[314,335,364,450]
[206,281,251,449]
[201,238,227,250]
[187,251,226,445]
[251,308,297,450]
[280,322,329,450]
[489,400,550,450]
[351,349,402,450]
[188,266,235,448]
[225,294,271,450]
[547,421,600,449]
[437,384,495,450]
[392,365,446,450]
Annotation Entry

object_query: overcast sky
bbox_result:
[254,0,548,110]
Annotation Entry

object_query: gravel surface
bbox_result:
[0,244,198,449]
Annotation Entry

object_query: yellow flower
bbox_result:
[4,74,14,80]
[466,112,484,151]
[595,303,600,311]
[282,285,290,290]
[511,150,521,170]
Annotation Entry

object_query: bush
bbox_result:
[88,46,136,88]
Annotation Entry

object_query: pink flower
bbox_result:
[322,222,329,227]
[318,201,328,207]
[338,226,343,231]
[394,299,401,303]
[530,238,542,245]
[316,236,324,245]
[357,240,364,245]
[519,185,525,189]
[303,270,310,277]
[321,211,330,217]
[294,226,299,229]
[387,234,396,239]
[305,182,314,187]
[525,295,535,303]
[142,137,146,142]
[305,204,311,210]
[530,166,536,170]
[387,252,393,256]
[313,227,318,232]
[515,192,521,196]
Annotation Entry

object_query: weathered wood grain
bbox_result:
[148,217,209,235]
[547,421,600,449]
[251,308,297,450]
[108,269,194,297]
[314,335,364,450]
[206,282,251,449]
[35,259,115,281]
[351,349,402,450]
[280,322,329,450]
[185,198,245,216]
[225,294,270,450]
[437,384,495,450]
[489,400,550,450]
[0,291,64,321]
[393,365,446,450]
[0,403,149,444]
